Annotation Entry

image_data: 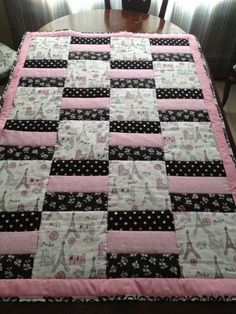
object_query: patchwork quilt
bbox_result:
[0,31,236,303]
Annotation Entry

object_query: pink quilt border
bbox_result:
[0,31,236,298]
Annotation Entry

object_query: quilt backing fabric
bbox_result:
[0,31,236,302]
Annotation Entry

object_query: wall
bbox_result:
[0,0,13,48]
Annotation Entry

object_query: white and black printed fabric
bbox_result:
[19,77,65,87]
[111,79,155,88]
[0,255,35,279]
[0,146,54,160]
[159,110,210,122]
[109,146,164,160]
[152,53,194,62]
[59,109,109,121]
[0,32,236,302]
[43,192,108,211]
[107,253,181,278]
[69,52,110,61]
[170,193,235,212]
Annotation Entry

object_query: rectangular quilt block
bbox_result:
[0,31,236,303]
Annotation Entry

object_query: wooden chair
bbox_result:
[221,65,236,107]
[105,0,169,19]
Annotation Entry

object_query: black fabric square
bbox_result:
[110,121,161,133]
[0,212,41,231]
[43,192,108,211]
[111,79,155,88]
[0,146,54,160]
[71,36,110,45]
[0,254,34,279]
[4,120,58,132]
[158,110,210,122]
[107,253,181,278]
[110,60,153,69]
[108,210,174,231]
[165,161,226,177]
[63,88,110,98]
[69,52,110,61]
[50,160,109,176]
[156,88,203,99]
[152,53,194,62]
[59,109,109,121]
[19,77,65,87]
[170,193,235,212]
[24,59,68,68]
[149,38,189,46]
[109,146,164,161]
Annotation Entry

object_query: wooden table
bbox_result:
[39,9,185,34]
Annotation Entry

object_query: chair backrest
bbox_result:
[105,0,169,19]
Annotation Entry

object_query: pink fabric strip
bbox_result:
[47,176,108,193]
[168,176,231,194]
[1,278,236,297]
[70,44,111,52]
[108,231,178,254]
[61,97,110,109]
[109,132,163,147]
[0,231,38,254]
[151,46,191,53]
[189,36,236,203]
[157,99,206,111]
[31,31,190,39]
[110,69,154,79]
[0,130,57,146]
[21,68,66,78]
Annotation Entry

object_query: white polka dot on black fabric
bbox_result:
[110,121,161,133]
[110,60,153,69]
[165,161,226,177]
[108,211,174,231]
[24,59,68,68]
[0,212,41,231]
[156,88,203,99]
[71,36,110,45]
[149,38,189,46]
[63,88,110,98]
[4,120,58,132]
[50,160,109,176]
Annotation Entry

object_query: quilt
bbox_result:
[0,31,236,303]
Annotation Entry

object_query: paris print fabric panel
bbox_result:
[0,32,236,299]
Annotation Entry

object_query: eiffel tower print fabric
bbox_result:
[0,31,236,301]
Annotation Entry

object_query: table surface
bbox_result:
[39,9,185,34]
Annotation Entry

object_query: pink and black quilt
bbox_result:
[0,31,236,303]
